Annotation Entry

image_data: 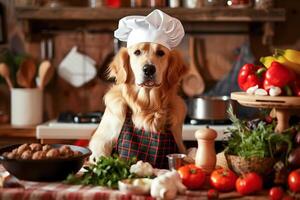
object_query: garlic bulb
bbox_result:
[130,161,154,177]
[150,170,186,200]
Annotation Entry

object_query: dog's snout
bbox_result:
[143,64,156,77]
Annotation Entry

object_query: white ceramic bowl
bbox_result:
[118,178,152,195]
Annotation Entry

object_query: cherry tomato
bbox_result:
[235,172,263,195]
[288,169,300,193]
[210,168,238,192]
[177,164,206,190]
[269,187,284,200]
[207,189,219,200]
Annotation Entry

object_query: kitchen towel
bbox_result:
[58,46,97,87]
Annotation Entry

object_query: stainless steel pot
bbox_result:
[186,96,236,120]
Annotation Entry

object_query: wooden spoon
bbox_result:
[38,60,54,90]
[182,36,205,97]
[0,63,13,89]
[17,58,36,88]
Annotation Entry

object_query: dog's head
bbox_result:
[109,42,187,88]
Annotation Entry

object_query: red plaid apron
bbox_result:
[115,111,178,169]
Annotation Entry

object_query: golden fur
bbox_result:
[89,43,188,161]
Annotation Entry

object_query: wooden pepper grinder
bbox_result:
[195,126,217,174]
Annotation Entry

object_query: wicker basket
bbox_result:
[225,154,276,177]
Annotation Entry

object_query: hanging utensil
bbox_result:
[182,36,205,97]
[0,63,13,89]
[17,58,36,88]
[38,60,54,90]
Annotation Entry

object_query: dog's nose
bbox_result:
[143,64,156,77]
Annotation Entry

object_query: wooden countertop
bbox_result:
[0,124,36,138]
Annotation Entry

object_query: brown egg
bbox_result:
[30,143,43,152]
[20,150,33,159]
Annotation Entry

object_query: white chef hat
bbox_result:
[114,9,185,50]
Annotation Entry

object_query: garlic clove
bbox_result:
[246,85,259,94]
[269,86,282,96]
[254,88,268,96]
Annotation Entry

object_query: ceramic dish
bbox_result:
[0,144,91,182]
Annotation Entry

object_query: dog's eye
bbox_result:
[156,50,165,57]
[134,50,141,56]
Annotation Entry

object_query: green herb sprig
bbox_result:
[225,106,293,162]
[65,155,137,189]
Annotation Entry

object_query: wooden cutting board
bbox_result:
[231,92,300,109]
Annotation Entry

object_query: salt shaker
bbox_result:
[195,127,217,174]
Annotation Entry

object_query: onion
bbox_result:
[288,147,300,169]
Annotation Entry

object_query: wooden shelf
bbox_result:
[16,7,285,22]
[0,124,36,138]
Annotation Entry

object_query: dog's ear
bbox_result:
[108,47,130,84]
[165,50,188,88]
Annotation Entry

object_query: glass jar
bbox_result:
[227,0,253,8]
[89,0,105,8]
[203,0,226,7]
[130,0,147,7]
[254,0,273,9]
[168,0,180,8]
[149,0,166,7]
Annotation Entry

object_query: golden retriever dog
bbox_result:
[89,42,188,166]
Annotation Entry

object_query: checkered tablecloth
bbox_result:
[0,165,208,200]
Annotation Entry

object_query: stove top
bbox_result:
[57,111,103,124]
[57,112,232,126]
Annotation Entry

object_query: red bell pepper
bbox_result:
[263,62,296,91]
[238,64,266,91]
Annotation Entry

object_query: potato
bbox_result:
[73,151,83,157]
[2,152,9,157]
[21,150,32,159]
[6,152,16,159]
[59,145,73,158]
[17,144,30,155]
[29,143,42,152]
[42,144,52,151]
[12,148,18,155]
[32,151,47,160]
[46,149,60,158]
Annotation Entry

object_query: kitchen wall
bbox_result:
[0,0,300,122]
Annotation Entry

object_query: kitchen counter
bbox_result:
[36,120,231,141]
[0,124,38,147]
[0,165,269,200]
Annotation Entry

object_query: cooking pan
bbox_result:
[186,96,237,121]
[0,144,91,182]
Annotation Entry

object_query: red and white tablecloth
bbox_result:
[0,165,208,200]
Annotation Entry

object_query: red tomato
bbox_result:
[177,164,206,190]
[288,169,300,193]
[269,187,284,200]
[210,168,238,192]
[235,172,263,195]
